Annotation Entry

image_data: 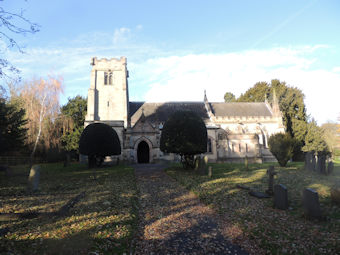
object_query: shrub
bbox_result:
[79,123,121,168]
[160,110,207,169]
[268,132,294,167]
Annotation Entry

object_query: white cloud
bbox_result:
[140,47,340,124]
[113,27,131,44]
[4,30,339,125]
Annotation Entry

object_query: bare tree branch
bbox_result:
[0,2,40,80]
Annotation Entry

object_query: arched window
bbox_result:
[104,71,113,85]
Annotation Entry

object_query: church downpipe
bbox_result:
[137,141,150,163]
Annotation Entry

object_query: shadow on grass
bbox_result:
[164,162,340,254]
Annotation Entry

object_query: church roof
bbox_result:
[129,101,273,124]
[210,102,272,117]
[129,102,209,124]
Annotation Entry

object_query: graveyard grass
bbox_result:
[166,161,340,254]
[0,163,138,254]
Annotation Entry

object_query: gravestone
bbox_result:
[274,184,288,210]
[303,188,322,219]
[311,155,316,171]
[317,155,326,174]
[327,161,334,175]
[265,166,277,195]
[28,165,40,191]
[244,156,248,170]
[330,185,340,205]
[305,152,313,171]
[208,166,212,178]
[198,156,208,175]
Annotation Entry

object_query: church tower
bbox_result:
[85,57,129,127]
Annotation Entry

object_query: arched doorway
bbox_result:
[137,141,149,163]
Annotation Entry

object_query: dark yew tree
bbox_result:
[160,110,207,169]
[268,133,294,167]
[0,99,27,155]
[79,123,121,168]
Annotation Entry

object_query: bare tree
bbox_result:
[13,76,63,164]
[0,2,39,81]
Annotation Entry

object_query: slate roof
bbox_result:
[210,102,272,117]
[129,101,273,124]
[129,102,209,124]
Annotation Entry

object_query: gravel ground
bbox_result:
[133,164,248,255]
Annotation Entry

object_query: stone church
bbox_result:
[84,57,285,163]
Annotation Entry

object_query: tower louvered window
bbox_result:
[104,72,113,85]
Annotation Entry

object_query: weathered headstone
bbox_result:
[274,184,289,210]
[28,165,40,191]
[317,155,326,174]
[311,155,316,171]
[327,161,334,175]
[265,166,277,195]
[198,156,208,175]
[305,152,313,171]
[208,166,212,178]
[303,188,322,219]
[330,185,340,205]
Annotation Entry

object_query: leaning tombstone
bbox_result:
[265,166,277,195]
[28,165,41,192]
[327,161,334,175]
[303,188,322,219]
[274,184,289,210]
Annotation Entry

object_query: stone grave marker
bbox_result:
[265,166,277,195]
[28,165,40,191]
[311,155,316,171]
[274,184,288,210]
[303,188,322,219]
[198,156,208,175]
[317,155,326,174]
[305,152,313,171]
[208,166,212,178]
[327,161,334,175]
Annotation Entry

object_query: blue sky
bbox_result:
[2,0,340,124]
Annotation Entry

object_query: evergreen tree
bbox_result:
[224,92,236,102]
[0,99,27,155]
[60,96,87,154]
[302,120,329,156]
[160,111,207,169]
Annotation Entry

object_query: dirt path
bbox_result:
[133,164,248,255]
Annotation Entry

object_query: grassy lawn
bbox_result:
[0,163,138,254]
[166,161,340,254]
